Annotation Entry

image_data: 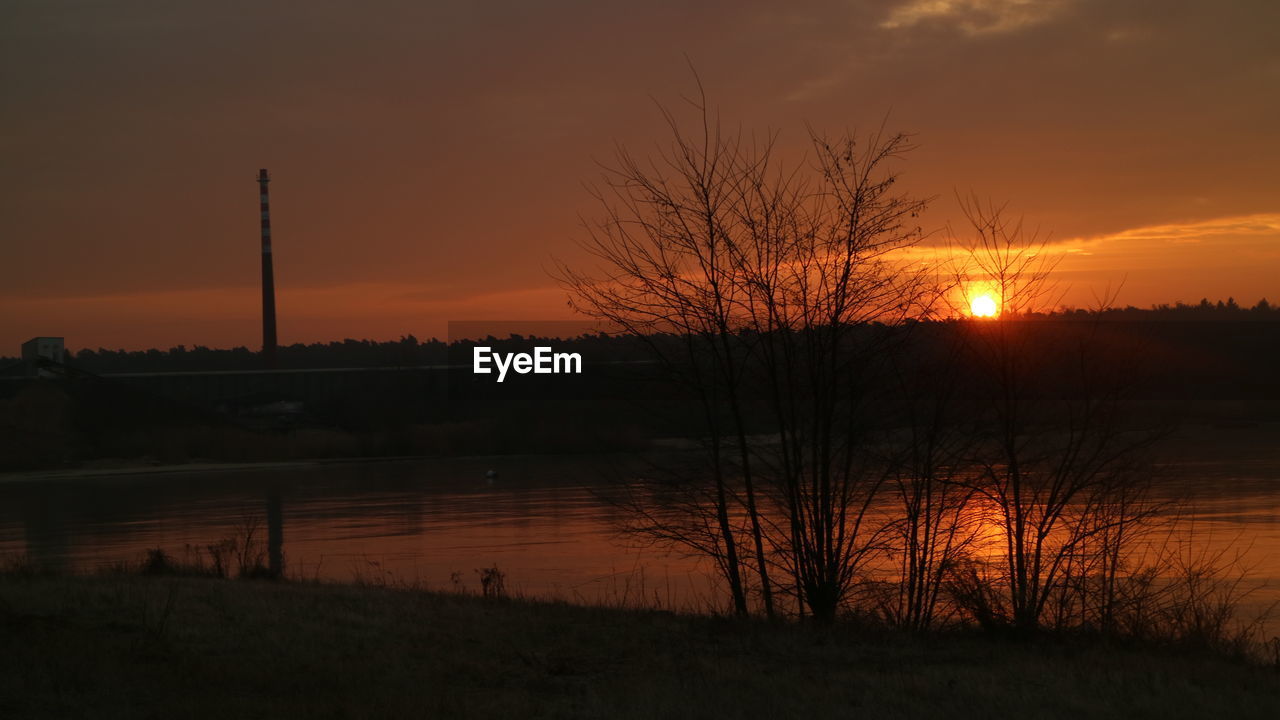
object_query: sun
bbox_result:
[970,294,999,318]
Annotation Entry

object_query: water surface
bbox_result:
[2,440,1277,620]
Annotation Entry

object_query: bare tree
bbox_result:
[558,83,774,615]
[732,131,932,622]
[875,323,980,631]
[559,84,932,622]
[948,198,1163,633]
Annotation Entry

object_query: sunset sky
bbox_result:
[3,0,1277,351]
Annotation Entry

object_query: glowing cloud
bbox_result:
[880,0,1069,35]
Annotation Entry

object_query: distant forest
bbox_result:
[1,301,1276,470]
[2,298,1276,374]
[18,332,651,374]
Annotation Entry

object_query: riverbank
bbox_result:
[1,574,1277,719]
[2,420,1277,484]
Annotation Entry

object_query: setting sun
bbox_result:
[970,294,999,318]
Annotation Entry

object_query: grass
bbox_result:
[1,574,1277,719]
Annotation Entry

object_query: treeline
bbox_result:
[23,333,649,375]
[4,299,1275,375]
[65,336,443,374]
[1057,297,1277,320]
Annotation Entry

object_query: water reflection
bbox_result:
[0,455,716,608]
[0,454,1276,617]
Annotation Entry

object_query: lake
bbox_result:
[2,430,1278,622]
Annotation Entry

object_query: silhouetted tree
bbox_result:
[947,199,1163,633]
[560,81,932,621]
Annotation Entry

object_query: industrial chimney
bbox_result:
[258,169,278,369]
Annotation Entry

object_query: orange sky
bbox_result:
[2,1,1278,351]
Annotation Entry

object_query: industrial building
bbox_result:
[20,336,65,377]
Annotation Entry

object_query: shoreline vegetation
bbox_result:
[2,566,1278,719]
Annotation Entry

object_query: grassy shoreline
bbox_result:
[2,574,1277,719]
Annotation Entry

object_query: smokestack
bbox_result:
[258,169,278,369]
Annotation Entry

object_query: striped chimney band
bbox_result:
[258,168,272,253]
